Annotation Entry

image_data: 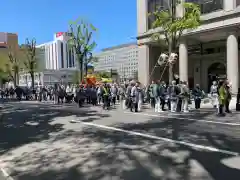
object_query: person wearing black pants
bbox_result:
[225,85,231,113]
[102,84,111,110]
[193,84,203,110]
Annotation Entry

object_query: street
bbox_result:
[0,101,240,180]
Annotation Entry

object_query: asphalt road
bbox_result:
[0,101,240,180]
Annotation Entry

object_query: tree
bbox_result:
[22,38,37,89]
[5,50,20,87]
[99,71,111,78]
[68,18,97,82]
[84,54,98,76]
[72,70,80,84]
[0,69,9,87]
[149,1,201,82]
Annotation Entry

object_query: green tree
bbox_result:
[84,54,98,76]
[68,18,97,82]
[0,69,8,87]
[21,38,37,89]
[72,70,80,84]
[6,50,19,87]
[150,1,201,82]
[99,71,111,78]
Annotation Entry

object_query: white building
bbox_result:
[94,43,139,81]
[36,32,76,70]
[19,69,76,87]
[18,32,78,86]
[137,0,240,93]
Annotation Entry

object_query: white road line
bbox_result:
[124,112,240,126]
[75,121,239,156]
[0,161,14,180]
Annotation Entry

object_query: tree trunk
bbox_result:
[79,61,83,83]
[31,73,34,89]
[85,63,88,77]
[168,39,173,83]
[13,72,17,88]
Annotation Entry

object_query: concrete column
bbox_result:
[137,0,148,34]
[227,33,239,94]
[176,0,184,17]
[224,0,235,11]
[138,44,149,86]
[179,41,188,82]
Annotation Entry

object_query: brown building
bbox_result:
[0,32,22,70]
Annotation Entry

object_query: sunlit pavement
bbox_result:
[0,101,240,180]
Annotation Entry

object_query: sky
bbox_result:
[0,0,137,52]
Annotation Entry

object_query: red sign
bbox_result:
[56,32,64,37]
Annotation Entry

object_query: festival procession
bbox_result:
[0,60,234,117]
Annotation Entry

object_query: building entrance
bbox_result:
[207,62,226,91]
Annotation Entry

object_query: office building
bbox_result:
[0,32,19,67]
[18,69,76,87]
[137,0,240,93]
[19,32,77,86]
[94,43,139,81]
[36,32,76,70]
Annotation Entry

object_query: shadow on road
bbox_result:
[0,103,110,154]
[8,111,240,180]
[1,105,240,180]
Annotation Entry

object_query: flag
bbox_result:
[56,32,64,37]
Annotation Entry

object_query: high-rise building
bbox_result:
[94,43,139,81]
[0,32,19,68]
[137,0,240,93]
[36,32,76,70]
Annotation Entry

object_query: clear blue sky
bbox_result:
[0,0,137,52]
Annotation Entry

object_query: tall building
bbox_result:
[36,32,76,70]
[0,32,19,68]
[0,32,18,50]
[18,32,78,86]
[94,43,138,81]
[137,0,240,93]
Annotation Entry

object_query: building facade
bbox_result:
[137,0,240,93]
[0,32,19,67]
[18,69,76,87]
[36,32,76,70]
[94,43,139,81]
[18,32,78,87]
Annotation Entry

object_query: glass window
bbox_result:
[61,42,64,68]
[148,0,169,29]
[185,0,223,14]
[237,0,240,7]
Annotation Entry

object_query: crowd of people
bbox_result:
[0,78,233,116]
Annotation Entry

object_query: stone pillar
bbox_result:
[227,33,239,94]
[137,0,148,34]
[224,0,235,11]
[176,0,184,17]
[179,41,188,82]
[138,45,149,86]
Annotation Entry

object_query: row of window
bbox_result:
[44,42,75,69]
[148,0,233,29]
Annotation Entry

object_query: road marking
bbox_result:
[70,121,240,156]
[124,112,240,126]
[0,161,14,180]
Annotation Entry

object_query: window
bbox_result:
[237,0,240,7]
[69,49,72,67]
[185,0,223,14]
[61,42,64,68]
[148,0,169,29]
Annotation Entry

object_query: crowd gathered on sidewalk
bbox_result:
[0,78,233,116]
